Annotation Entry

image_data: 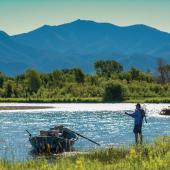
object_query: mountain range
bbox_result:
[0,19,170,75]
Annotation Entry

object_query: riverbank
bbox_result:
[0,105,54,110]
[0,136,169,170]
[0,97,170,103]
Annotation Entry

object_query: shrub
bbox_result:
[103,82,126,102]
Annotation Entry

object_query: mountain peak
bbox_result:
[0,30,9,37]
[0,30,11,41]
[70,19,116,27]
[72,19,97,24]
[125,24,164,33]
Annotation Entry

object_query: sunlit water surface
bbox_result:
[0,103,170,161]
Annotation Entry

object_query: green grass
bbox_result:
[1,136,170,170]
[0,97,102,103]
[124,97,170,103]
[0,97,169,103]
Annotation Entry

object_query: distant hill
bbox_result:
[0,31,51,75]
[0,19,170,75]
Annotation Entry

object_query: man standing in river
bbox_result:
[125,103,147,145]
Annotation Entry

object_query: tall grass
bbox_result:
[0,97,102,103]
[0,136,170,170]
[0,97,170,103]
[124,97,170,103]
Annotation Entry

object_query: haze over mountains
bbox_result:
[0,19,170,75]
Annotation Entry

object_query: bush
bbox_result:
[103,82,126,102]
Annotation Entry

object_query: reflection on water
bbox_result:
[0,103,169,161]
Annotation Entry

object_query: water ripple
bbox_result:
[0,103,169,160]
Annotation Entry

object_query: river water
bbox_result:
[0,103,169,161]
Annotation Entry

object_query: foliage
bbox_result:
[25,69,41,94]
[0,60,169,102]
[103,82,126,101]
[73,68,85,83]
[94,60,123,77]
[0,72,5,88]
[157,58,170,83]
[3,80,16,97]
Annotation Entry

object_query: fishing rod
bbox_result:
[65,129,100,146]
[74,131,101,146]
[142,104,148,123]
[26,130,32,137]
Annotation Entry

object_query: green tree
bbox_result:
[157,58,166,83]
[73,68,85,83]
[86,75,98,86]
[94,60,123,77]
[25,69,41,94]
[4,80,14,97]
[62,68,85,83]
[157,58,170,83]
[118,72,131,82]
[103,82,126,102]
[52,70,64,87]
[0,72,6,88]
[128,67,140,80]
[164,64,170,83]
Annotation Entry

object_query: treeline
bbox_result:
[0,59,169,102]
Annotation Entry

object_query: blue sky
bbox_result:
[0,0,170,35]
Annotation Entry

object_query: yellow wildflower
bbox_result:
[76,159,83,169]
[130,148,136,157]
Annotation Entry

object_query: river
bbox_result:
[0,103,169,161]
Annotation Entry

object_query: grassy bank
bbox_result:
[0,136,170,170]
[0,97,102,103]
[124,97,170,103]
[0,97,170,103]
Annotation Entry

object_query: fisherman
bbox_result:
[125,103,147,145]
